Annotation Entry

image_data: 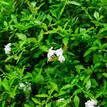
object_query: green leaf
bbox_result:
[102,43,107,49]
[58,91,68,96]
[84,47,98,57]
[38,33,43,42]
[94,11,99,19]
[75,65,84,73]
[61,84,71,90]
[91,79,98,88]
[42,23,48,31]
[32,98,41,104]
[62,37,69,46]
[71,1,80,6]
[83,76,90,85]
[93,54,100,64]
[68,1,81,6]
[73,89,82,95]
[84,49,91,57]
[45,102,52,107]
[59,98,71,107]
[103,73,107,78]
[16,33,27,40]
[73,60,80,64]
[99,27,107,34]
[36,94,48,98]
[0,78,2,89]
[74,96,80,107]
[10,86,17,99]
[31,1,36,7]
[0,1,9,5]
[10,102,16,107]
[2,101,5,107]
[2,78,10,91]
[94,63,101,68]
[96,92,103,98]
[85,79,91,90]
[40,45,48,52]
[50,81,58,92]
[24,104,32,107]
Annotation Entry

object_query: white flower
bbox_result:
[47,47,56,62]
[57,98,64,102]
[19,83,25,88]
[47,47,65,63]
[58,55,65,63]
[85,99,97,107]
[28,85,31,91]
[55,48,63,57]
[4,43,11,54]
[25,82,31,91]
[19,82,31,91]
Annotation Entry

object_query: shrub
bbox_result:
[0,0,107,107]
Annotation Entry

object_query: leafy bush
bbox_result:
[0,0,107,107]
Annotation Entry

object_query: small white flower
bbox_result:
[57,98,64,102]
[58,55,65,63]
[19,82,31,91]
[47,47,56,62]
[26,82,31,91]
[55,48,63,57]
[85,99,97,107]
[4,43,11,54]
[28,85,31,91]
[47,47,65,63]
[19,83,25,88]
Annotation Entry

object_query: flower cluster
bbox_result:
[19,82,31,91]
[85,99,98,107]
[4,43,11,54]
[47,47,65,63]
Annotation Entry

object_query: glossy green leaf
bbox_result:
[74,96,80,107]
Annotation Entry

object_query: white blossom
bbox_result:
[4,43,11,54]
[28,85,31,91]
[25,82,31,91]
[19,82,31,91]
[85,99,97,107]
[47,47,56,62]
[47,47,65,63]
[58,55,65,63]
[19,83,25,88]
[55,48,63,57]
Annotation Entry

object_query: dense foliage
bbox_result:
[0,0,107,107]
